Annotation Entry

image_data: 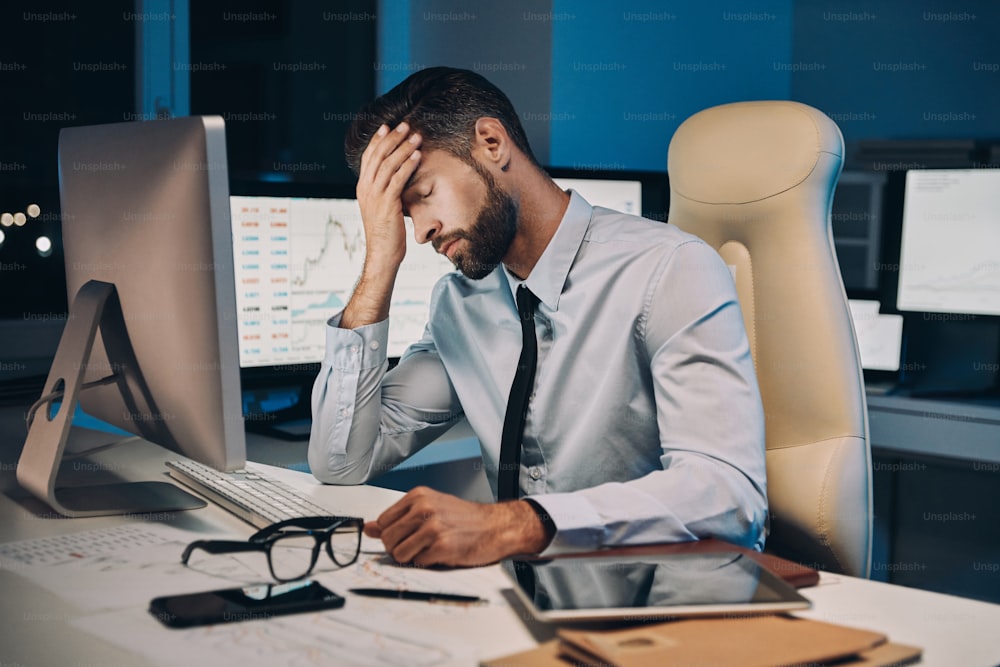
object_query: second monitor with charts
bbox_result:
[230,172,663,373]
[230,191,453,365]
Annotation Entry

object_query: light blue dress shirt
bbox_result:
[309,191,768,554]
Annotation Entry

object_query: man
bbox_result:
[309,67,767,567]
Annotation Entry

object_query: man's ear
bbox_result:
[473,117,511,172]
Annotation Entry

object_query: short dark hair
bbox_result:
[344,67,538,175]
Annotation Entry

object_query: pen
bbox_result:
[348,587,486,605]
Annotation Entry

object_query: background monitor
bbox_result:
[552,176,642,217]
[546,167,670,223]
[17,116,244,516]
[228,184,454,372]
[874,168,1000,396]
[896,168,1000,316]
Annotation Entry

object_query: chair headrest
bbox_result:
[668,101,843,205]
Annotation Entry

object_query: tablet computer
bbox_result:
[502,551,811,623]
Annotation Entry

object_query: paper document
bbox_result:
[3,520,531,666]
[0,523,176,566]
[70,552,524,667]
[74,607,453,667]
[0,522,256,611]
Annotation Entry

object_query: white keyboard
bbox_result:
[165,460,331,529]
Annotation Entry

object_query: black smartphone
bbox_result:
[149,580,344,628]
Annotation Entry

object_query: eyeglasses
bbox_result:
[182,516,363,583]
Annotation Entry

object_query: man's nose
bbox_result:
[411,214,441,245]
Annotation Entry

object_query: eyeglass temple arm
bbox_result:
[250,516,363,542]
[181,539,267,564]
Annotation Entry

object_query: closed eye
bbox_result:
[404,187,432,214]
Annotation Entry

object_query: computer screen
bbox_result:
[18,116,245,516]
[551,177,643,217]
[546,167,670,223]
[896,168,1000,316]
[229,190,455,367]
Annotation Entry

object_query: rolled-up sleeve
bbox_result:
[308,311,464,485]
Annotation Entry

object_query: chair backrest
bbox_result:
[666,100,872,577]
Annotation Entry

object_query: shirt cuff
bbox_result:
[524,492,605,556]
[324,312,389,371]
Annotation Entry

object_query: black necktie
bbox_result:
[498,285,540,501]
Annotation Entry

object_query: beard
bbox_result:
[433,163,518,280]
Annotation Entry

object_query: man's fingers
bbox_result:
[368,133,422,195]
[359,122,420,188]
[357,124,388,183]
[363,521,382,538]
[390,148,421,196]
[377,509,424,562]
[353,121,422,267]
[367,488,509,567]
[374,490,417,528]
[385,524,437,564]
[373,488,443,563]
[359,122,392,164]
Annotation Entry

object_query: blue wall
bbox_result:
[376,0,412,93]
[790,1,1000,144]
[549,1,792,170]
[378,0,1000,171]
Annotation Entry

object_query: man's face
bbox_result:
[402,148,517,280]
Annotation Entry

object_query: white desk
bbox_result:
[2,433,1000,666]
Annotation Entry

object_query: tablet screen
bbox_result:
[503,551,811,622]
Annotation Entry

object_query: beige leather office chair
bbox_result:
[667,101,873,577]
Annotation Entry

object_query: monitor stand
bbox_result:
[16,280,205,517]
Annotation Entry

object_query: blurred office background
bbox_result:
[1,0,998,602]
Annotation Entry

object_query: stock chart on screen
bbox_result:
[230,196,454,367]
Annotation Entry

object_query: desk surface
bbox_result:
[1,423,1000,665]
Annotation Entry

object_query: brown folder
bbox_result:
[557,615,886,667]
[481,616,922,667]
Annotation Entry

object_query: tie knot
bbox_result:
[516,285,539,320]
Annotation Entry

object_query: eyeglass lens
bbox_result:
[269,533,320,581]
[270,523,360,581]
[327,524,362,566]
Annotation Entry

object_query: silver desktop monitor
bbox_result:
[17,116,245,517]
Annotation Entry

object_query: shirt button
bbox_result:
[350,345,360,354]
[369,341,380,351]
[529,467,542,481]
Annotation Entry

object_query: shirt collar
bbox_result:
[502,189,593,311]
